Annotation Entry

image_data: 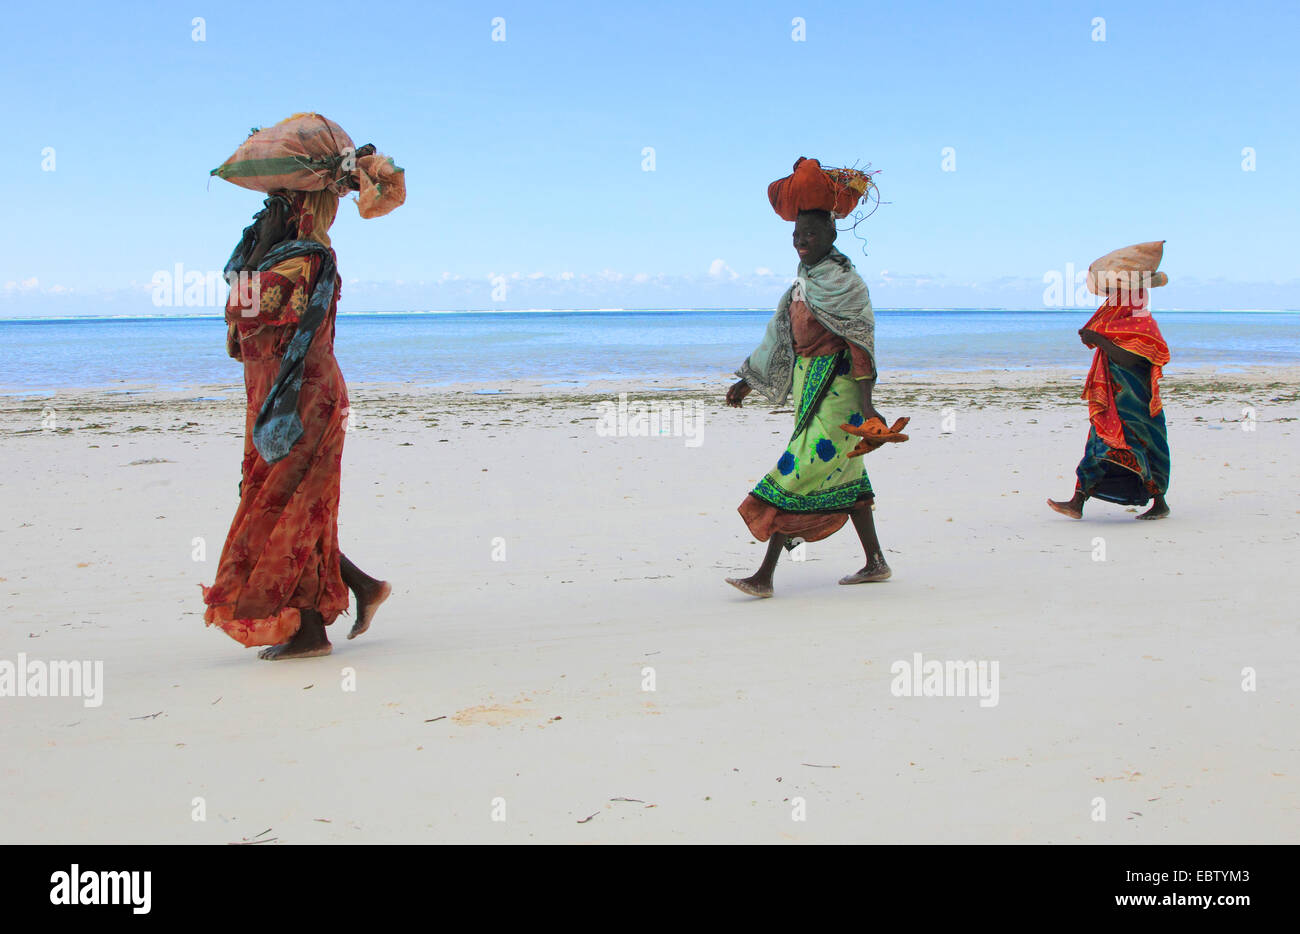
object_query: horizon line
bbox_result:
[1,306,1298,323]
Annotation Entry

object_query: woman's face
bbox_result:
[793,213,835,266]
[256,197,296,244]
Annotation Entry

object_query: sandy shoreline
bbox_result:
[2,368,1297,843]
[6,361,1300,402]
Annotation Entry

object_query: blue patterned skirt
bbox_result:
[1076,361,1171,505]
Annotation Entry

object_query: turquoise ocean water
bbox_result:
[1,310,1296,393]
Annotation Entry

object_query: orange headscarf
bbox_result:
[768,157,873,221]
[286,190,339,248]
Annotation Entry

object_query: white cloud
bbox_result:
[2,277,77,295]
[878,270,940,286]
[708,259,737,280]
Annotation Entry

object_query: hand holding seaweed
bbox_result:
[840,416,910,457]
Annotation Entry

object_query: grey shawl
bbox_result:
[736,248,876,404]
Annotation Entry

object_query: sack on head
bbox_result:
[1087,240,1169,296]
[212,112,405,219]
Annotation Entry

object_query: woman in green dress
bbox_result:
[725,208,904,598]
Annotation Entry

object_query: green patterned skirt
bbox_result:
[741,351,874,542]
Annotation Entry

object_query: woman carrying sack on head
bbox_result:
[202,114,404,659]
[1048,241,1172,521]
[725,158,909,599]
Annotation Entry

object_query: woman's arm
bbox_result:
[858,377,884,424]
[243,199,293,270]
[1080,328,1150,371]
[725,378,753,407]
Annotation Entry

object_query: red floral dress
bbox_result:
[202,254,350,646]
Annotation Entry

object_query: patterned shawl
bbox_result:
[1082,294,1171,450]
[225,193,340,464]
[737,248,875,404]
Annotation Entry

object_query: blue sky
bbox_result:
[1,0,1297,314]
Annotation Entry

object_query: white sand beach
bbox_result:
[1,367,1297,843]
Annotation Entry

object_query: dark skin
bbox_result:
[258,609,331,660]
[254,558,390,660]
[247,197,294,267]
[224,198,392,659]
[226,199,295,357]
[340,555,390,641]
[1047,314,1170,520]
[725,212,889,596]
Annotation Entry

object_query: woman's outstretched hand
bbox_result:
[1079,327,1099,348]
[725,379,753,407]
[840,416,910,457]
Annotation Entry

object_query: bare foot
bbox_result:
[725,575,774,598]
[1047,498,1083,519]
[258,614,331,660]
[839,553,891,585]
[257,639,332,660]
[348,579,391,640]
[1136,497,1170,520]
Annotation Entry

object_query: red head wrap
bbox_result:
[768,157,872,221]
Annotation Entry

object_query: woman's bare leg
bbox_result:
[726,533,786,598]
[340,553,390,639]
[258,608,331,660]
[840,501,890,584]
